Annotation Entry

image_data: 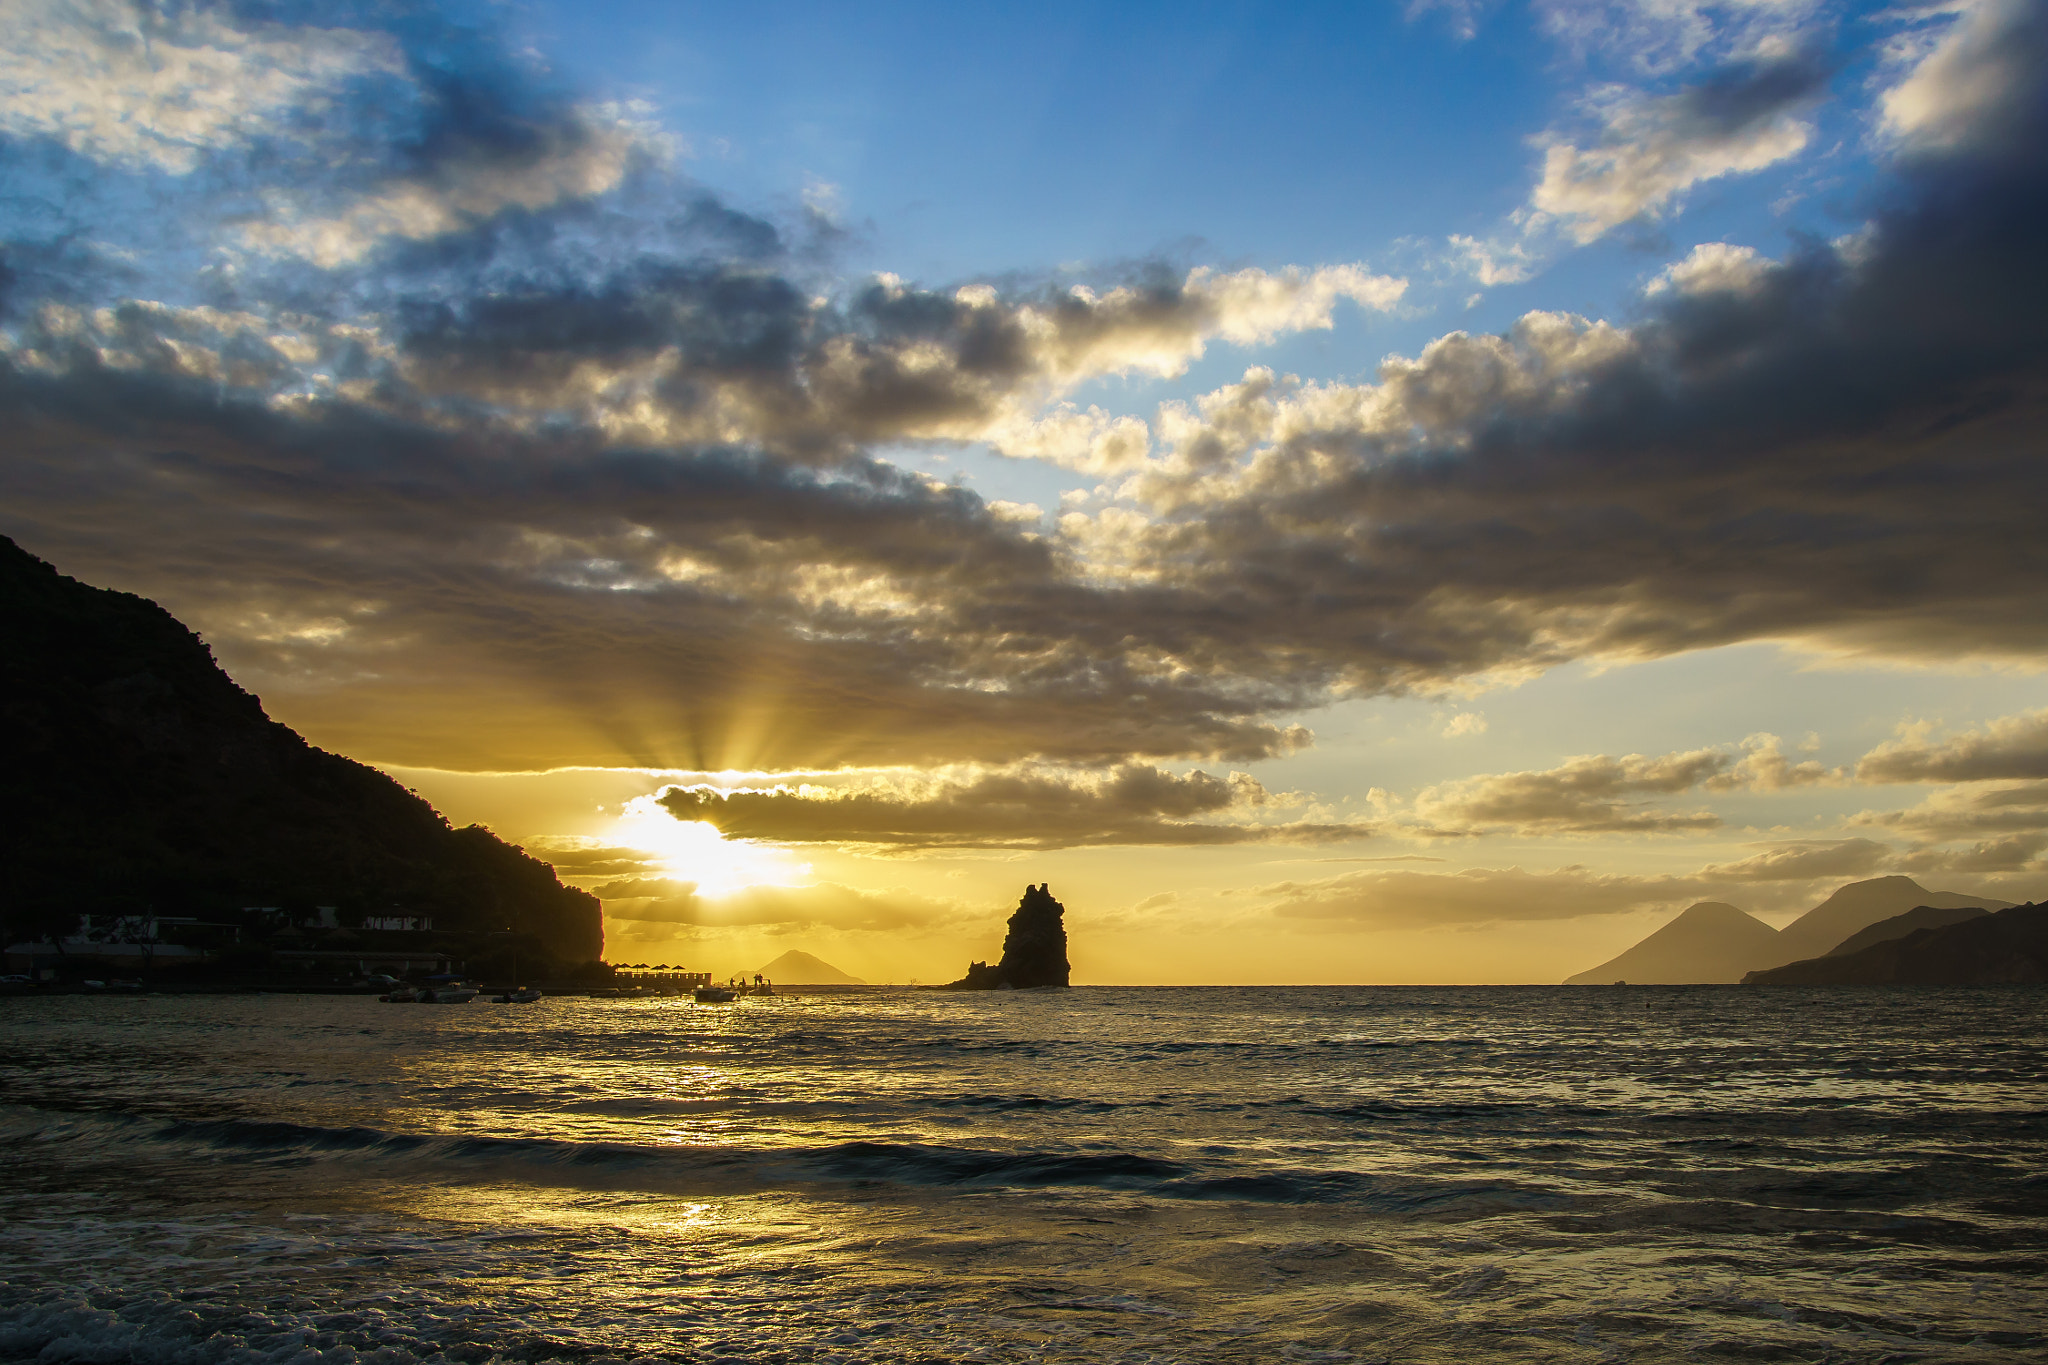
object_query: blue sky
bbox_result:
[3,0,2046,980]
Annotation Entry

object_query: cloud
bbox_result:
[1440,712,1488,737]
[1695,837,1892,881]
[1535,0,1824,74]
[3,0,2048,782]
[1411,747,1729,835]
[1446,234,1537,286]
[1858,708,2048,783]
[1891,832,2048,874]
[1530,54,1829,242]
[1264,863,1711,926]
[1879,0,2048,156]
[1257,833,2030,928]
[1645,241,1773,295]
[653,764,1372,850]
[1090,42,2048,695]
[240,110,654,268]
[1407,0,1499,43]
[1402,733,1830,836]
[1857,780,2048,840]
[602,878,968,932]
[0,0,399,173]
[1717,732,1837,791]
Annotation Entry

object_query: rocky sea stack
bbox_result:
[944,884,1070,989]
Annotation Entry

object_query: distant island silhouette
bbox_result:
[1745,903,2047,984]
[941,884,1070,989]
[1566,876,2017,985]
[0,536,602,980]
[755,949,864,985]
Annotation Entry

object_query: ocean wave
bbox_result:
[0,1104,1575,1210]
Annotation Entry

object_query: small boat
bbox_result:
[491,986,544,1003]
[380,985,420,1002]
[692,986,736,1003]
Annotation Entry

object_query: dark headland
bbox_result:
[939,883,1071,989]
[0,536,603,985]
[1744,903,2048,984]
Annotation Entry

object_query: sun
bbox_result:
[610,793,810,898]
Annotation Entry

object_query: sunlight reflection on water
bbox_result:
[1,986,2043,1362]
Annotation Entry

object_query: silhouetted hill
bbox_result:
[943,884,1070,989]
[1767,876,2010,966]
[755,950,864,984]
[1564,903,1782,984]
[1564,877,2016,985]
[1745,904,2048,984]
[1824,905,1990,957]
[0,537,601,961]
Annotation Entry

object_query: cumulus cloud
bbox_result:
[1531,54,1829,242]
[1076,28,2048,695]
[1646,241,1773,295]
[1857,708,2048,783]
[653,763,1371,850]
[0,0,398,173]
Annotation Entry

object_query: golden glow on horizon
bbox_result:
[611,793,811,897]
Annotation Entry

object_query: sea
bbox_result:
[1,987,2043,1364]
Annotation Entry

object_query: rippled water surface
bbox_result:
[2,986,2043,1363]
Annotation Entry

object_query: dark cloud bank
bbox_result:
[2,1,2046,785]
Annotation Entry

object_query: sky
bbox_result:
[4,0,2047,983]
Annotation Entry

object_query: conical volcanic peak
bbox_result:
[1564,901,1780,984]
[754,950,864,984]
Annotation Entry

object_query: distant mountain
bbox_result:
[1745,904,2048,984]
[1564,903,1782,985]
[0,536,602,962]
[756,950,864,984]
[1766,876,2012,966]
[1824,905,1991,957]
[1565,877,2016,985]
